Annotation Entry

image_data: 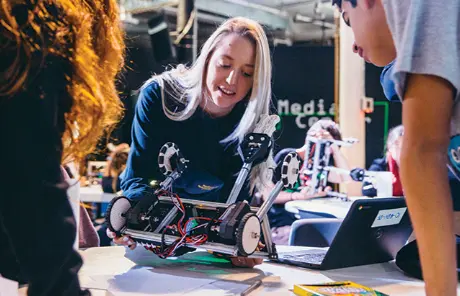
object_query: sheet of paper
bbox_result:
[105,266,245,296]
[111,248,265,295]
[80,275,111,290]
[82,247,270,295]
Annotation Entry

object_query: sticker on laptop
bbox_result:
[371,207,407,228]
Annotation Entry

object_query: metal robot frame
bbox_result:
[106,117,302,260]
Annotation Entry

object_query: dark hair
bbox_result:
[109,150,129,192]
[0,0,125,162]
[110,151,129,175]
[332,0,357,8]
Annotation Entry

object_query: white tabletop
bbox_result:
[80,185,117,203]
[71,245,460,296]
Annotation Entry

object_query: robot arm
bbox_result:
[157,142,189,190]
[226,114,279,205]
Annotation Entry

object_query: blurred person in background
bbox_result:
[362,125,404,197]
[261,119,350,245]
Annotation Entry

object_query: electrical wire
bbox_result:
[144,189,221,258]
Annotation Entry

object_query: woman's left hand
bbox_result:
[230,257,263,268]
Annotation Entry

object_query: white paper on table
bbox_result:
[105,267,251,296]
[79,275,111,291]
[97,247,261,296]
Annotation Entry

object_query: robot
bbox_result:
[302,135,383,200]
[105,116,302,260]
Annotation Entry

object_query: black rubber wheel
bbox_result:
[105,196,132,236]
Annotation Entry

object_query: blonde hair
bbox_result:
[143,17,274,192]
[0,0,125,161]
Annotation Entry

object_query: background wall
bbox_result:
[271,45,335,153]
[365,63,402,164]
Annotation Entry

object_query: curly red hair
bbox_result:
[0,0,125,161]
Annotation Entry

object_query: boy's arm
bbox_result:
[401,73,456,296]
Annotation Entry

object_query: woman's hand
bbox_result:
[230,257,263,268]
[106,228,137,250]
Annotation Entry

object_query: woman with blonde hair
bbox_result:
[110,17,273,268]
[0,0,124,295]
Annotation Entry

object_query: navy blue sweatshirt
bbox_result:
[121,80,250,203]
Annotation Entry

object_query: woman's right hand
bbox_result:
[106,228,137,250]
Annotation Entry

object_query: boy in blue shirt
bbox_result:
[333,1,460,295]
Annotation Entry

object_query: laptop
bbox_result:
[275,198,413,270]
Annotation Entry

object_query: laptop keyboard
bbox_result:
[280,251,327,265]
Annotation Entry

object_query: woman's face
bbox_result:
[204,33,256,116]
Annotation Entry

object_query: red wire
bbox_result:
[147,191,222,257]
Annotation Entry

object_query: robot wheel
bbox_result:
[106,196,132,236]
[236,213,261,256]
[281,152,302,189]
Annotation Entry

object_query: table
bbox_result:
[73,246,460,296]
[80,185,117,203]
[284,196,370,219]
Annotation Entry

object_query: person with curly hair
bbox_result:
[0,0,125,295]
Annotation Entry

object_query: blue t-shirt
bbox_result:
[121,79,250,203]
[380,60,399,102]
